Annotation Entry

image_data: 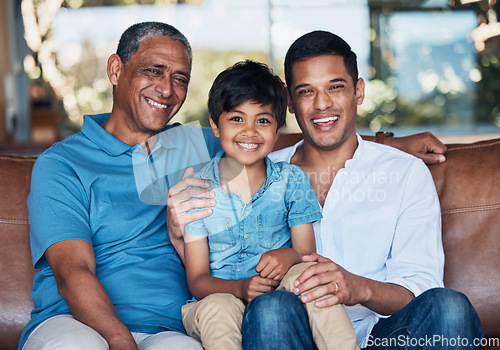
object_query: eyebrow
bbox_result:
[294,78,347,91]
[144,63,191,79]
[230,109,275,117]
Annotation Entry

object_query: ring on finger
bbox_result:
[332,281,339,294]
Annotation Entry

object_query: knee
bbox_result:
[419,288,481,330]
[243,290,306,326]
[198,293,245,319]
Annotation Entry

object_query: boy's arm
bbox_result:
[256,223,316,280]
[184,232,279,303]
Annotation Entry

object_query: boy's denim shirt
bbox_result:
[185,150,322,280]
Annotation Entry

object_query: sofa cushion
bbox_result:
[428,138,500,339]
[0,154,36,350]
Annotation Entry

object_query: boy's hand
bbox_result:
[241,275,279,303]
[256,248,302,280]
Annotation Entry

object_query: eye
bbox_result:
[330,84,345,91]
[298,88,313,95]
[229,116,243,122]
[257,118,271,124]
[144,68,161,76]
[173,75,189,87]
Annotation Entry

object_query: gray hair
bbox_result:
[116,22,192,67]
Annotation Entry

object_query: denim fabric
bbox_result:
[242,290,314,350]
[366,288,484,349]
[185,150,322,280]
[241,288,483,350]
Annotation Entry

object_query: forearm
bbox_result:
[170,235,186,264]
[58,268,136,348]
[354,274,414,316]
[189,274,246,301]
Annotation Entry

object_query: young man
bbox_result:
[181,60,358,350]
[240,31,483,349]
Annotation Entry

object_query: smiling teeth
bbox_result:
[313,116,339,123]
[147,99,168,109]
[238,143,259,149]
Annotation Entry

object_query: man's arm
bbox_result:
[45,239,137,350]
[361,132,447,164]
[166,167,216,263]
[275,132,447,165]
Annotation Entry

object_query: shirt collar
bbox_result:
[81,114,133,156]
[81,114,181,157]
[198,149,282,191]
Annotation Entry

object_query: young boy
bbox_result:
[182,60,359,350]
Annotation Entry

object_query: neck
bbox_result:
[218,157,267,203]
[292,134,358,173]
[102,111,157,147]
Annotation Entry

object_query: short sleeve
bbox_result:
[28,153,92,270]
[285,164,322,227]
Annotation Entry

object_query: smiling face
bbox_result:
[105,35,191,145]
[210,100,281,168]
[288,54,365,152]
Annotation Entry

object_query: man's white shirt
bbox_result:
[269,134,444,347]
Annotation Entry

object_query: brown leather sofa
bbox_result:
[1,138,499,350]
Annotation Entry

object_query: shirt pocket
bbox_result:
[205,217,237,253]
[258,211,287,249]
[341,207,396,277]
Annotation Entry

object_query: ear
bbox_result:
[107,54,123,86]
[287,90,295,115]
[209,116,220,138]
[355,78,365,106]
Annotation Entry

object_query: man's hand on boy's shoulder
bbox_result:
[255,248,302,281]
[364,132,447,165]
[166,167,216,261]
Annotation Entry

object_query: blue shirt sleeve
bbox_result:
[284,164,323,227]
[28,153,92,270]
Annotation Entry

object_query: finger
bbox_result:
[294,267,342,295]
[168,187,215,207]
[302,252,331,264]
[418,152,446,165]
[259,265,278,279]
[314,294,341,308]
[168,175,210,198]
[256,276,280,288]
[299,282,341,305]
[181,167,195,180]
[180,208,213,227]
[423,133,447,154]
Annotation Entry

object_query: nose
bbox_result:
[155,76,174,100]
[241,121,258,137]
[313,89,333,111]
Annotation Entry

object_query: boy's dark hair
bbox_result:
[284,31,358,92]
[208,60,287,131]
[117,22,192,68]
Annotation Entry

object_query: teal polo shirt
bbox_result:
[19,113,220,349]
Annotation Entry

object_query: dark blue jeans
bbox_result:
[241,288,483,350]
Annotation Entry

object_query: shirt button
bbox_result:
[244,234,249,239]
[237,267,241,271]
[240,253,246,258]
